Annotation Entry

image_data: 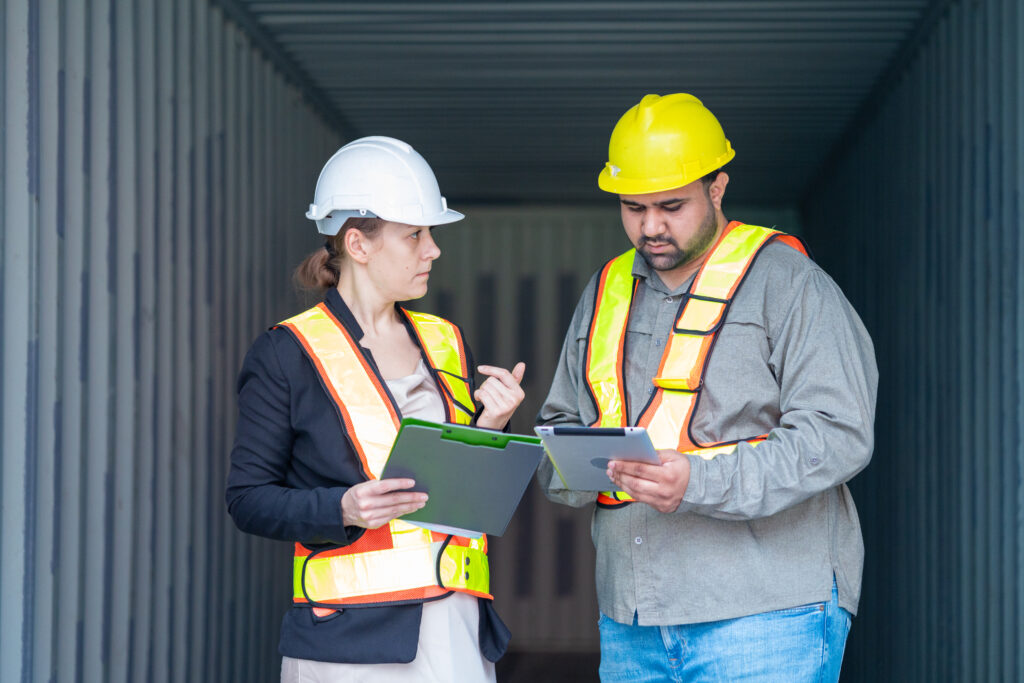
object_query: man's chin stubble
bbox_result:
[639,248,686,271]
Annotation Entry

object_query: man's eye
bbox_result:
[626,205,644,213]
[663,205,681,212]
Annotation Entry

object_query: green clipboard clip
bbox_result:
[380,418,544,537]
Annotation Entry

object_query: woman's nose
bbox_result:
[422,229,441,260]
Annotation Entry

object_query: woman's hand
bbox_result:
[341,478,428,529]
[474,362,527,430]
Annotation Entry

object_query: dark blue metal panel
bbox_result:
[0,0,341,680]
[803,0,1022,679]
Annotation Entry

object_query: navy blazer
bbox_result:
[226,288,510,664]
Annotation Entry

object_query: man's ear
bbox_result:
[708,172,729,211]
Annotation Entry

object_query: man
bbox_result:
[537,93,877,682]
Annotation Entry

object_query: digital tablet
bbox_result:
[533,425,660,491]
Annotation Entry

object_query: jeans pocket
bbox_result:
[769,602,826,617]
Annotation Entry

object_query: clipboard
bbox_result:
[379,418,544,537]
[534,425,660,491]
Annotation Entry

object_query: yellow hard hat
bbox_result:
[598,93,735,195]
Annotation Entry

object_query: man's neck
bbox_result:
[653,216,730,291]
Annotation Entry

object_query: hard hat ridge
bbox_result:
[598,93,734,195]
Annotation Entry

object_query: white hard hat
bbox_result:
[305,136,464,235]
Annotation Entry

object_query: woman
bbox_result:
[226,136,526,681]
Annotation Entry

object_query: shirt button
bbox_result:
[654,339,662,347]
[809,457,820,465]
[648,387,654,395]
[664,296,674,303]
[634,536,643,545]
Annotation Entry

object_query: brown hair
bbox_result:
[293,217,384,291]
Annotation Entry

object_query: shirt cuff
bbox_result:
[681,454,711,506]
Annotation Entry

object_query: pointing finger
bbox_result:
[511,362,526,383]
[477,365,523,390]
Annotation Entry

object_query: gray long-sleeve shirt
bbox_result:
[537,235,878,625]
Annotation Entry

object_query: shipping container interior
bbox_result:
[2,0,1022,681]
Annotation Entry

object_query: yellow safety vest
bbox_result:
[277,302,491,609]
[585,222,809,508]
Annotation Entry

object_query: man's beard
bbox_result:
[636,201,718,272]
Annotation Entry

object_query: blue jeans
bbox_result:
[598,581,851,682]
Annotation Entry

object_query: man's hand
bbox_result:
[341,478,428,529]
[607,449,692,513]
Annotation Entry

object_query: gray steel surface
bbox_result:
[232,0,930,205]
[5,0,1024,680]
[1,1,340,680]
[803,0,1023,678]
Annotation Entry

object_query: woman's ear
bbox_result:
[343,227,372,264]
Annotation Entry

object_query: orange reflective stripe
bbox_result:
[652,334,712,391]
[597,491,633,507]
[401,309,475,424]
[690,222,776,300]
[588,224,809,509]
[585,251,636,427]
[598,438,769,506]
[676,298,727,332]
[772,233,809,257]
[278,303,489,606]
[685,436,768,460]
[279,303,399,479]
[293,530,491,606]
[639,389,699,452]
[639,223,805,440]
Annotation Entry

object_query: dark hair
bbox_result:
[700,169,721,190]
[293,217,384,291]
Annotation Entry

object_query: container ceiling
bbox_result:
[231,0,932,205]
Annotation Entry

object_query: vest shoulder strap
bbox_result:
[401,309,475,423]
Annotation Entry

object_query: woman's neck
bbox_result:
[335,270,398,338]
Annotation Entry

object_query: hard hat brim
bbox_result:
[373,207,463,227]
[315,207,464,234]
[597,149,735,195]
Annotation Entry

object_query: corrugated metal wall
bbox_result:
[7,0,1020,679]
[0,1,340,681]
[803,0,1022,679]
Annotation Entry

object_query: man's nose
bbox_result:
[641,211,665,237]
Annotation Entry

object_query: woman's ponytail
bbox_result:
[294,237,342,291]
[292,217,384,292]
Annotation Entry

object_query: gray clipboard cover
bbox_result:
[379,418,544,537]
[534,426,660,491]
